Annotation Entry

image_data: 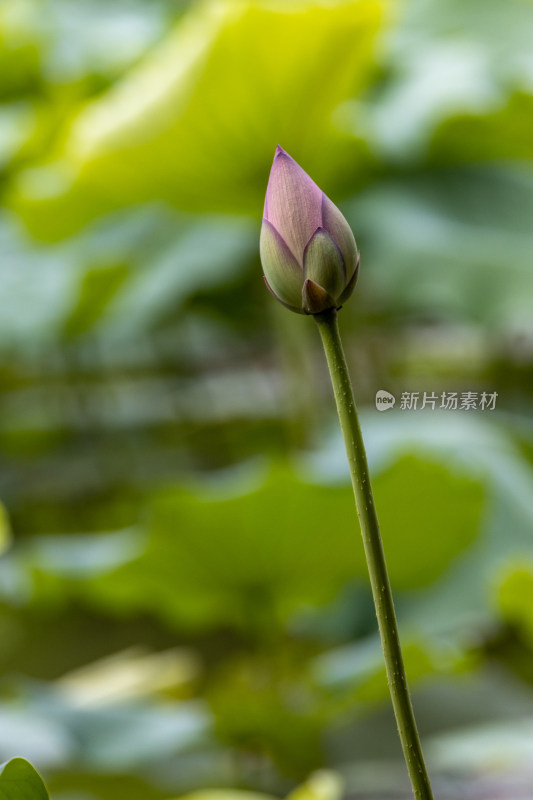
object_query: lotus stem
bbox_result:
[314,307,435,800]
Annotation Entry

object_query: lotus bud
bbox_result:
[260,146,359,315]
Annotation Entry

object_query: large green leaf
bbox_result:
[0,759,49,800]
[374,454,484,589]
[10,0,383,239]
[69,453,486,632]
[309,413,533,646]
[84,464,365,631]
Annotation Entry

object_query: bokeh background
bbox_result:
[1,0,533,798]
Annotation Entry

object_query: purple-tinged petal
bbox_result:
[260,219,303,309]
[264,147,323,263]
[263,277,305,314]
[321,193,358,281]
[302,279,336,315]
[337,251,360,306]
[303,227,345,301]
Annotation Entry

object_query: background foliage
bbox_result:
[1,0,533,798]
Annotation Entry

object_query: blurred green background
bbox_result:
[1,0,533,798]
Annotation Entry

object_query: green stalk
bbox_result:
[314,308,434,800]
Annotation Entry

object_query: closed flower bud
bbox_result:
[260,146,359,315]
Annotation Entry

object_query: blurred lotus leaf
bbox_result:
[171,773,342,800]
[85,464,365,632]
[61,261,131,339]
[55,646,201,705]
[0,502,11,555]
[430,91,533,165]
[349,165,533,328]
[0,757,49,800]
[171,792,278,800]
[286,770,343,800]
[10,0,383,240]
[314,634,473,705]
[0,3,43,100]
[497,562,533,645]
[374,454,485,589]
[207,651,330,775]
[73,457,486,632]
[0,690,210,773]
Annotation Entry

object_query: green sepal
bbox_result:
[303,228,345,301]
[260,219,303,308]
[302,279,336,315]
[321,194,358,281]
[263,277,305,314]
[337,250,360,306]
